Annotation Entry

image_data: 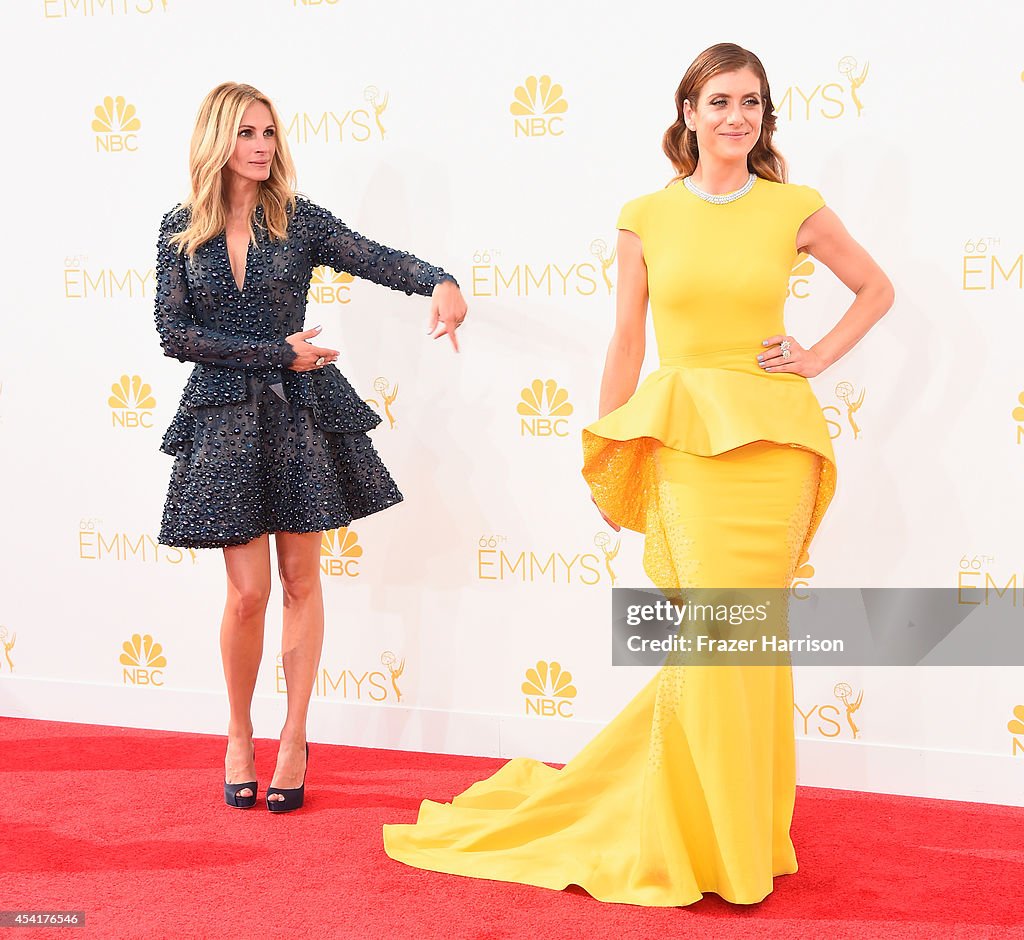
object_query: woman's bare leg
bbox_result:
[221,534,272,798]
[268,530,324,798]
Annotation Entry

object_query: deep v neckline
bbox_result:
[223,231,250,295]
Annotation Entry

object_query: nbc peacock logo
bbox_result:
[92,95,141,153]
[1012,392,1024,444]
[320,527,362,577]
[365,376,398,429]
[307,266,354,305]
[788,252,816,299]
[1009,705,1024,756]
[120,633,166,687]
[511,75,568,138]
[522,660,577,718]
[518,379,573,438]
[108,374,155,429]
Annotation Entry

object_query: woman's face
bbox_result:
[224,100,276,183]
[683,67,764,163]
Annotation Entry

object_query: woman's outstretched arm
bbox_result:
[307,200,467,350]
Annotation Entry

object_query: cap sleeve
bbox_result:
[795,184,826,226]
[616,196,646,237]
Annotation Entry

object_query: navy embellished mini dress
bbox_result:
[154,194,456,549]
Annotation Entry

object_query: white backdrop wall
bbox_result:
[2,0,1023,806]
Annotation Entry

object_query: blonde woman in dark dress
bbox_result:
[154,82,467,812]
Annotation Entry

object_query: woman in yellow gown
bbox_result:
[383,43,893,906]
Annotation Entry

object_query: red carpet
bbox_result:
[1,717,1022,939]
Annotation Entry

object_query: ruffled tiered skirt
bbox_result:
[158,366,401,549]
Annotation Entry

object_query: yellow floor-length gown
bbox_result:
[383,177,837,906]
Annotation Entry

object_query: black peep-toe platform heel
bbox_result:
[266,743,309,813]
[224,779,258,809]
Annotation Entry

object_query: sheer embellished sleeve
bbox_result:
[304,199,458,297]
[153,209,297,370]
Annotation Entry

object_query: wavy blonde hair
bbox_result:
[662,43,787,185]
[170,82,297,256]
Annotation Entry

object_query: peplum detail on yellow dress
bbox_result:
[383,178,838,906]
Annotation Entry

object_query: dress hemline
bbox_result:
[157,493,403,550]
[382,831,799,907]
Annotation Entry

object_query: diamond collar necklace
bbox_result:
[682,172,757,204]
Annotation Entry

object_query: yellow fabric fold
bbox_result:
[582,348,836,565]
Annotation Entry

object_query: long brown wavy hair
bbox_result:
[170,82,297,257]
[662,43,787,184]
